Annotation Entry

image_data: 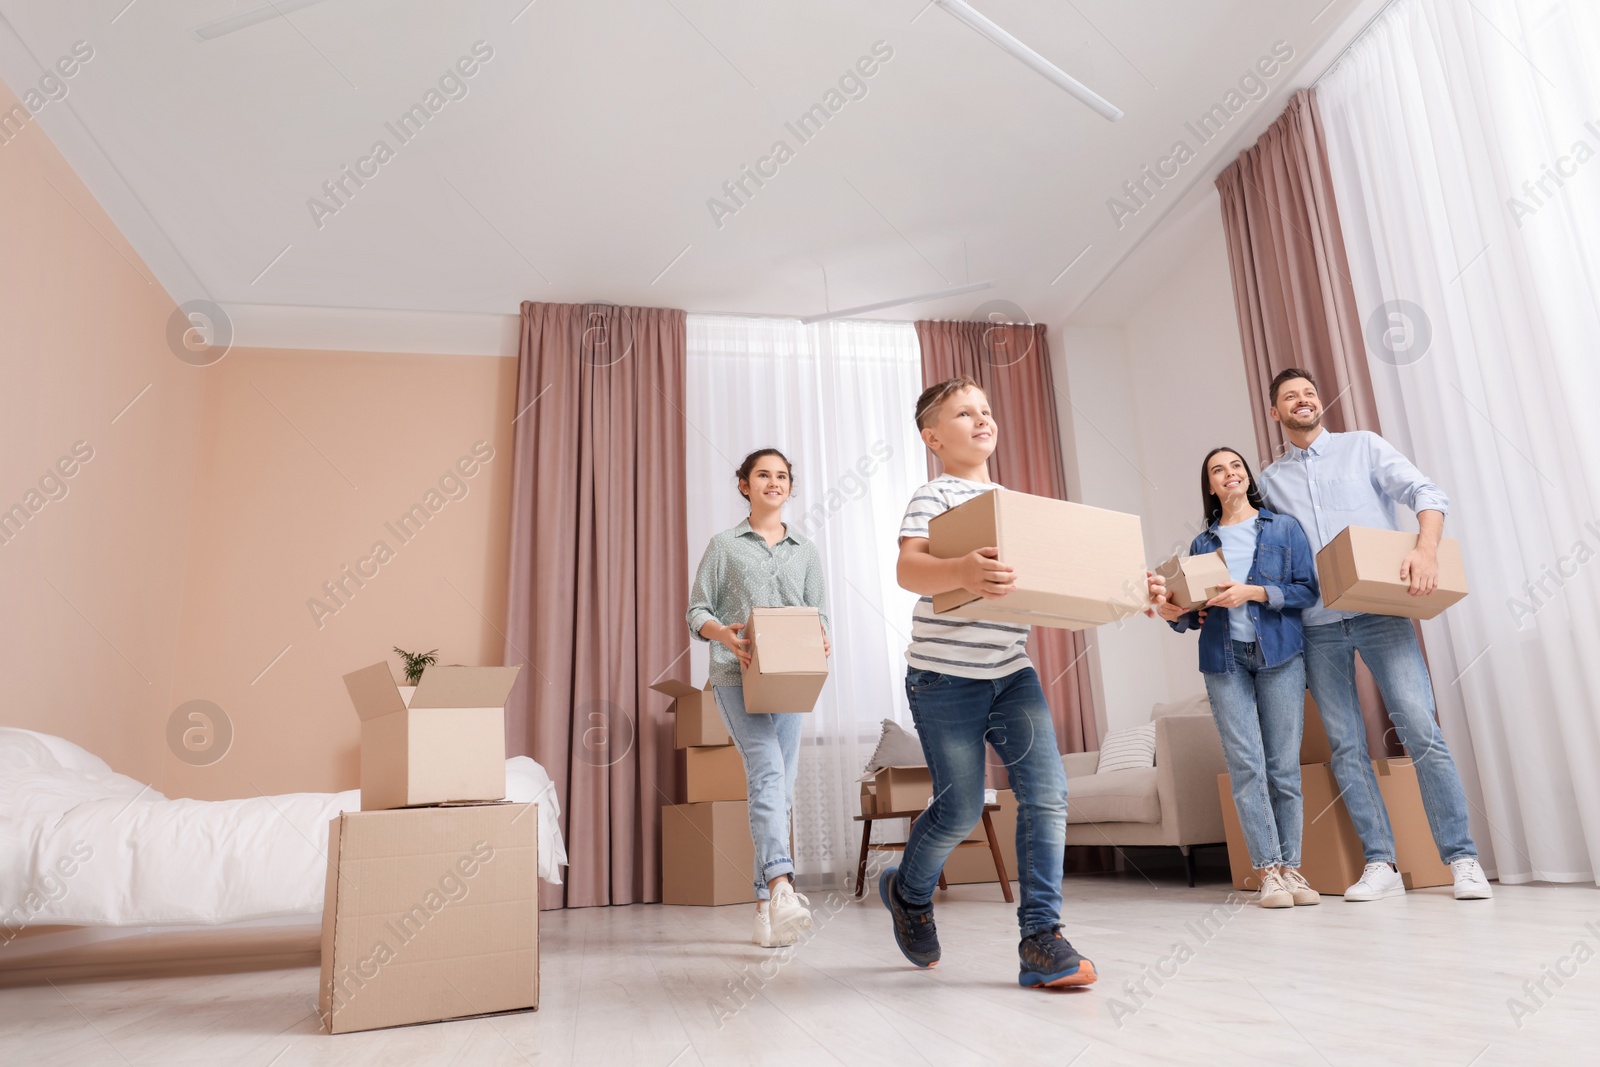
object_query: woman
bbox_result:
[687,448,831,946]
[1151,447,1321,909]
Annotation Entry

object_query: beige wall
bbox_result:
[2,78,519,800]
[0,78,204,788]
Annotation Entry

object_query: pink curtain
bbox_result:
[504,302,688,908]
[1216,88,1399,759]
[912,319,1099,755]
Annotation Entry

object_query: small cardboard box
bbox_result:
[662,801,756,906]
[319,803,538,1034]
[740,607,829,713]
[942,788,1019,884]
[928,488,1149,629]
[1155,550,1231,612]
[1316,526,1468,620]
[682,745,747,803]
[650,679,731,749]
[343,663,520,811]
[1219,759,1451,894]
[870,765,934,813]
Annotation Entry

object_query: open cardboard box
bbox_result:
[319,803,538,1034]
[1316,526,1468,620]
[866,765,934,814]
[928,488,1149,629]
[1154,549,1231,612]
[740,607,828,714]
[650,679,731,748]
[343,662,520,811]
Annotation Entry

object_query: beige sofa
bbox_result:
[1061,693,1228,886]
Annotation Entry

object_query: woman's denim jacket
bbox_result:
[1168,508,1320,674]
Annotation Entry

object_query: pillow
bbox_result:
[1095,723,1158,774]
[0,728,116,776]
[861,719,926,777]
[1151,692,1211,719]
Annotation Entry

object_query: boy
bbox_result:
[1256,367,1491,901]
[880,376,1097,988]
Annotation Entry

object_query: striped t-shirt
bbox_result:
[898,474,1032,679]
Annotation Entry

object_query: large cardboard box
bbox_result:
[1301,691,1332,765]
[650,679,731,749]
[343,663,520,811]
[1218,759,1451,894]
[741,607,829,713]
[928,489,1149,629]
[662,801,756,906]
[319,804,538,1034]
[1316,526,1468,620]
[682,744,747,803]
[869,765,934,813]
[1155,550,1231,612]
[942,789,1019,884]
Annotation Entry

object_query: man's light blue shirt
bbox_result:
[1257,429,1449,628]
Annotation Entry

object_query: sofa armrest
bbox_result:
[1153,715,1227,845]
[1062,751,1099,779]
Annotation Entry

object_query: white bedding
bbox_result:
[0,728,567,929]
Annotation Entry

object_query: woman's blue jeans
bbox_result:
[898,666,1067,938]
[713,685,801,900]
[1203,642,1306,869]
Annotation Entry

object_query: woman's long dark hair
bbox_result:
[1200,446,1264,527]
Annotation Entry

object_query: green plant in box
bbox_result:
[393,647,438,686]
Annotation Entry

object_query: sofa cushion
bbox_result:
[1094,723,1157,773]
[1068,768,1161,824]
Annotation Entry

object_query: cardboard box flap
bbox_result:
[343,662,408,723]
[410,665,521,710]
[650,679,701,701]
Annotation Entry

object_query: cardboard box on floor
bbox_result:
[650,679,731,748]
[740,607,829,713]
[1316,526,1468,620]
[1155,550,1231,612]
[942,788,1019,884]
[343,662,520,811]
[1301,691,1331,765]
[681,745,747,803]
[928,488,1150,629]
[1218,759,1451,895]
[662,801,756,906]
[319,803,538,1034]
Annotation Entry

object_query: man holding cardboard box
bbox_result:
[883,376,1096,990]
[1256,368,1492,901]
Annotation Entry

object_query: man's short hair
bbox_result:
[914,376,984,431]
[1269,367,1319,406]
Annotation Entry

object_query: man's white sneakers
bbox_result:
[767,881,814,940]
[1451,857,1494,899]
[1344,862,1406,901]
[753,902,798,948]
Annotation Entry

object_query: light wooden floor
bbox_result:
[3,873,1596,1066]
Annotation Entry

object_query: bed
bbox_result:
[0,727,567,933]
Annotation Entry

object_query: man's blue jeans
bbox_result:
[713,685,801,900]
[898,666,1066,938]
[1303,614,1477,864]
[1203,642,1306,869]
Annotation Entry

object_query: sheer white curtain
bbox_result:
[1319,0,1600,884]
[685,315,925,888]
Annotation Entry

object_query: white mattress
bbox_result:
[0,728,567,928]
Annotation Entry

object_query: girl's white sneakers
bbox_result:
[768,881,814,940]
[753,902,797,948]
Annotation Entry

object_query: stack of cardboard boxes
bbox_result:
[654,680,754,906]
[322,662,537,1035]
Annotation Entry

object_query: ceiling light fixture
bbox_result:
[193,0,328,41]
[800,280,995,325]
[933,0,1123,121]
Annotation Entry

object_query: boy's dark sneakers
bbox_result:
[1018,926,1097,988]
[879,867,940,968]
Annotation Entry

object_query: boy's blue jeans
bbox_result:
[897,666,1067,938]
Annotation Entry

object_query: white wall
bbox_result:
[1055,196,1256,733]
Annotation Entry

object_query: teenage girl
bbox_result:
[687,448,831,946]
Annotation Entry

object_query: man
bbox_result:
[1254,367,1492,901]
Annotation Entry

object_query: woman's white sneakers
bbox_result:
[1279,868,1321,905]
[1451,857,1494,899]
[754,882,814,947]
[1344,862,1407,901]
[1256,869,1294,908]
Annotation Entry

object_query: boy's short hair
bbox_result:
[914,376,985,431]
[1269,367,1319,405]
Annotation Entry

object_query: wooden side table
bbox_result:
[853,802,1013,903]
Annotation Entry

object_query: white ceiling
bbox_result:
[0,0,1381,353]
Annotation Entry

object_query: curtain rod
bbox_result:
[1313,0,1402,86]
